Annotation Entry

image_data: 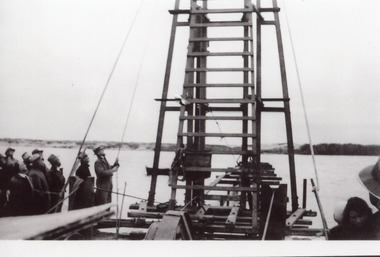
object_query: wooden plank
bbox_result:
[193,224,252,233]
[204,194,240,201]
[178,132,256,138]
[286,208,306,227]
[139,201,148,212]
[183,83,253,88]
[172,185,256,192]
[191,8,253,14]
[190,21,252,27]
[128,211,164,219]
[97,218,153,229]
[186,98,254,104]
[189,37,253,42]
[188,51,253,57]
[180,115,255,121]
[185,167,242,173]
[225,206,240,227]
[186,67,254,72]
[0,204,114,240]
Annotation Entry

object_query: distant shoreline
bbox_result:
[0,138,379,156]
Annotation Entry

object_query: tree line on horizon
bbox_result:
[298,143,380,156]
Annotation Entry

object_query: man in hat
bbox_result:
[31,149,47,176]
[28,153,50,214]
[0,148,19,216]
[93,145,119,205]
[46,154,65,212]
[73,150,93,209]
[358,155,380,239]
[8,163,34,216]
[22,152,32,170]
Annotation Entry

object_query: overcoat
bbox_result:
[94,157,113,205]
[28,168,51,214]
[46,167,65,212]
[9,174,34,216]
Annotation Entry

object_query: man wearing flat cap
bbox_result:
[93,145,119,205]
[359,155,380,239]
[47,154,65,212]
[28,153,50,214]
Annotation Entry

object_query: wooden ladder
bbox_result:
[166,0,260,237]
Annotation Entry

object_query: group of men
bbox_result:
[0,148,65,216]
[0,144,120,217]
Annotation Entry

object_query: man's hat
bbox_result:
[32,149,43,155]
[5,147,15,155]
[29,153,41,163]
[47,154,60,165]
[359,155,380,199]
[93,144,105,154]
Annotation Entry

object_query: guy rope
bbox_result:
[56,1,144,213]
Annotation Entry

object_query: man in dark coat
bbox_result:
[0,148,19,216]
[93,145,119,205]
[28,153,51,214]
[8,163,34,216]
[73,151,93,209]
[358,155,380,239]
[46,154,65,212]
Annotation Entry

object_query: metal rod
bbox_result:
[116,182,127,239]
[262,188,276,240]
[310,179,328,239]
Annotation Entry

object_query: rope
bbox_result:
[94,187,161,204]
[45,179,83,214]
[58,1,145,207]
[283,0,320,190]
[208,111,241,165]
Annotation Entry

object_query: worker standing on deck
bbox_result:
[8,163,34,216]
[93,145,119,205]
[73,151,93,209]
[359,155,380,239]
[0,148,19,216]
[46,154,65,212]
[29,153,51,214]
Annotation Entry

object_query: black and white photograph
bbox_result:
[0,0,380,256]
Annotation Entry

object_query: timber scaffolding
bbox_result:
[124,0,322,240]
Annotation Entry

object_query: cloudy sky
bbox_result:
[0,0,379,146]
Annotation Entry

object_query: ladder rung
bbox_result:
[172,185,257,192]
[261,107,285,112]
[259,7,281,13]
[169,9,190,14]
[184,83,253,88]
[180,115,255,121]
[202,149,255,155]
[164,106,181,112]
[188,52,252,57]
[206,107,244,112]
[184,167,242,173]
[191,22,252,28]
[204,195,240,201]
[191,8,253,14]
[187,98,254,104]
[189,37,253,42]
[193,224,254,233]
[261,98,290,102]
[261,21,276,25]
[186,68,254,72]
[178,132,256,138]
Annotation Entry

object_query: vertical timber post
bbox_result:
[148,0,181,206]
[272,0,298,211]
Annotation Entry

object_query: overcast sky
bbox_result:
[0,0,379,145]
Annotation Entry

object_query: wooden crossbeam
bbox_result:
[225,206,240,227]
[286,208,306,228]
